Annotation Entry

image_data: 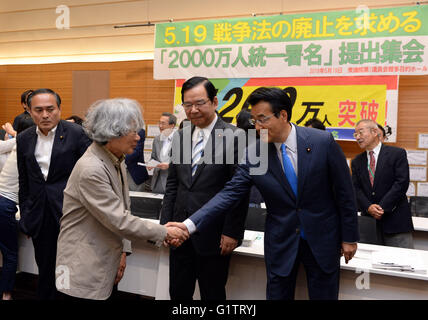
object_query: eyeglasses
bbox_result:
[248,114,276,126]
[182,99,210,110]
[353,127,371,138]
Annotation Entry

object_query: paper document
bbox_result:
[138,159,161,167]
[371,250,427,274]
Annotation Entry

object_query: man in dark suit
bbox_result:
[169,87,359,300]
[160,76,248,300]
[351,119,414,248]
[125,128,149,191]
[17,88,91,299]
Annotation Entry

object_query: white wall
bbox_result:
[0,0,413,64]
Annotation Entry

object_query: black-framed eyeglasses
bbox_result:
[248,114,276,126]
[182,99,210,110]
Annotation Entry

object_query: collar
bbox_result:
[160,129,176,141]
[274,123,297,154]
[193,113,218,141]
[366,142,382,156]
[102,144,125,170]
[36,124,58,138]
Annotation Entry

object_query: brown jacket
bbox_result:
[56,142,166,300]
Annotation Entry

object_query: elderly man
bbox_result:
[16,88,92,299]
[55,98,187,300]
[351,119,414,248]
[160,76,249,300]
[148,112,177,194]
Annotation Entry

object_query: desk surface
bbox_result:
[238,230,428,282]
[137,218,428,283]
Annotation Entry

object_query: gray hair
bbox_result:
[355,119,378,129]
[83,98,145,143]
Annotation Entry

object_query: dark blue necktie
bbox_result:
[280,144,305,240]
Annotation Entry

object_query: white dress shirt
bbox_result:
[159,130,175,163]
[191,114,218,151]
[34,125,57,181]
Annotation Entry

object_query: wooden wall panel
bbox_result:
[1,61,427,162]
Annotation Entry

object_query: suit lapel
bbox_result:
[47,121,64,181]
[28,127,45,181]
[268,143,296,201]
[358,152,372,189]
[295,126,312,203]
[373,144,387,189]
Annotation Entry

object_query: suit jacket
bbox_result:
[160,117,249,255]
[125,129,149,185]
[56,142,167,300]
[150,134,169,193]
[17,120,91,238]
[190,125,359,276]
[351,144,414,234]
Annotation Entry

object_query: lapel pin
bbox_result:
[60,136,64,139]
[306,148,311,153]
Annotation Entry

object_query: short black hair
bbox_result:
[247,87,293,121]
[236,109,254,132]
[181,77,218,103]
[16,114,35,134]
[377,123,386,138]
[161,112,177,125]
[21,89,34,105]
[304,118,326,130]
[27,88,61,109]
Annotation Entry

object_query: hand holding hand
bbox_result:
[341,242,357,264]
[165,222,189,247]
[220,234,238,255]
[157,163,169,170]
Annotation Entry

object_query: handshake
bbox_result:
[164,222,189,247]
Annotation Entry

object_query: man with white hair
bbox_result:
[351,119,414,248]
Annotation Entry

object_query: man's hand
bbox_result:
[367,204,384,220]
[341,242,357,264]
[164,222,189,247]
[114,252,127,285]
[157,163,169,170]
[220,234,238,255]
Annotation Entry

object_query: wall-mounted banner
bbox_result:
[174,76,399,141]
[155,5,428,79]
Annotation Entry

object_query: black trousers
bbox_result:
[169,239,231,300]
[266,238,340,300]
[32,210,60,300]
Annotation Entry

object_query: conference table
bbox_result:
[10,191,428,300]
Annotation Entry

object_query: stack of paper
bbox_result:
[371,250,427,274]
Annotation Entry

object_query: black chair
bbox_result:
[358,215,380,245]
[410,196,428,217]
[130,195,163,220]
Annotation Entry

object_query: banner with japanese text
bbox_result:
[155,5,428,79]
[173,76,399,141]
